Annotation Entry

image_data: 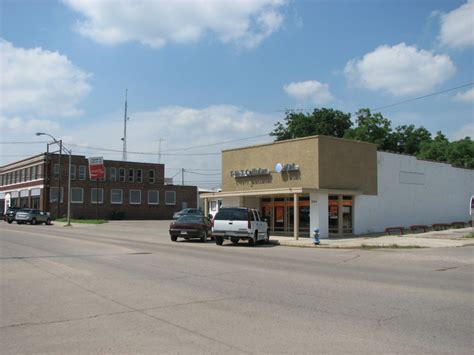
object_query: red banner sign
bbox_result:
[88,156,105,180]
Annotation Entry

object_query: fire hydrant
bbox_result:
[313,228,320,245]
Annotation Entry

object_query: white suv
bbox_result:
[212,207,269,246]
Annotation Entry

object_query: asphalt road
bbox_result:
[1,221,473,354]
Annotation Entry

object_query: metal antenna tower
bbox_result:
[121,89,129,161]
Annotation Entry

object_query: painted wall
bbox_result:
[354,152,474,234]
[310,192,329,239]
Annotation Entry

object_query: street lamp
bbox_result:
[36,132,72,227]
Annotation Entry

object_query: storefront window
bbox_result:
[260,196,310,237]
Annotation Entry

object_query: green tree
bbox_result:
[270,108,352,141]
[343,108,395,150]
[447,137,474,169]
[417,131,450,162]
[392,125,432,155]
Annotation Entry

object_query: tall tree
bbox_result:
[392,125,432,155]
[343,108,395,150]
[270,108,352,141]
[447,137,474,169]
[417,131,450,162]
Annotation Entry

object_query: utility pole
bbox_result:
[57,140,62,219]
[181,168,184,185]
[122,89,129,161]
[158,138,164,164]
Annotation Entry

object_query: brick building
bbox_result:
[0,153,197,219]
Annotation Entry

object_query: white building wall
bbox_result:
[310,192,329,239]
[354,152,474,234]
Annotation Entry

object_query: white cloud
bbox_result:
[344,43,456,97]
[439,0,474,48]
[2,105,277,187]
[454,88,474,103]
[0,39,91,118]
[283,80,335,104]
[64,0,287,49]
[451,122,474,140]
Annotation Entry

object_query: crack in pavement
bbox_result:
[12,258,249,354]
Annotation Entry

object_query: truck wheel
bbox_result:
[230,237,239,245]
[248,233,256,247]
[31,218,37,225]
[215,236,224,246]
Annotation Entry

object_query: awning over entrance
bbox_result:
[200,187,362,199]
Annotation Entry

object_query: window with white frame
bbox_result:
[91,188,104,204]
[53,164,59,179]
[110,167,117,182]
[148,190,159,205]
[130,190,141,204]
[119,168,125,182]
[148,170,155,183]
[71,188,84,203]
[20,169,25,182]
[111,189,123,204]
[26,167,30,181]
[79,165,86,180]
[128,169,134,183]
[32,165,37,180]
[165,191,176,205]
[70,165,76,180]
[50,187,63,203]
[136,169,142,183]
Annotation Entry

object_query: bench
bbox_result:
[410,225,429,233]
[432,223,451,231]
[385,227,404,235]
[451,221,466,229]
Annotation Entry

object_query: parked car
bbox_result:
[172,208,203,220]
[212,207,269,246]
[4,207,22,223]
[15,209,51,225]
[169,215,212,242]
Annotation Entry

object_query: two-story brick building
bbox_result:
[0,153,197,219]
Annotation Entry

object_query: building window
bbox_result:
[165,191,176,205]
[211,201,217,211]
[50,187,63,203]
[111,189,123,204]
[26,167,31,181]
[110,167,117,182]
[91,188,104,204]
[79,165,86,180]
[32,165,37,180]
[148,190,159,205]
[130,190,141,204]
[148,170,155,183]
[15,170,19,183]
[136,169,142,183]
[53,164,60,179]
[119,168,126,182]
[71,188,84,203]
[128,169,134,183]
[70,165,76,180]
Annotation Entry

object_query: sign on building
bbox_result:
[88,156,105,180]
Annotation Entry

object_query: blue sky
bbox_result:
[1,0,473,188]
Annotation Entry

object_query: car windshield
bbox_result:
[176,215,203,224]
[214,208,248,221]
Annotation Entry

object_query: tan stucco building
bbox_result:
[201,135,473,239]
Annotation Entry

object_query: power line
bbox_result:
[161,134,270,152]
[67,143,221,156]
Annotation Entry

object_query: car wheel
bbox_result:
[31,218,37,225]
[46,218,51,225]
[17,221,22,224]
[170,235,177,242]
[215,236,224,246]
[230,237,239,245]
[7,219,12,224]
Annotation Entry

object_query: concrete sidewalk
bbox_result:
[272,227,474,249]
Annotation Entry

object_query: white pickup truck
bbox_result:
[212,207,269,246]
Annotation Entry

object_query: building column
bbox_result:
[338,195,344,237]
[293,193,299,240]
[204,198,209,217]
[310,192,329,239]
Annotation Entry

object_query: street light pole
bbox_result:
[36,132,72,227]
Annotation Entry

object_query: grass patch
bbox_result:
[56,218,108,224]
[360,243,424,249]
[463,232,474,239]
